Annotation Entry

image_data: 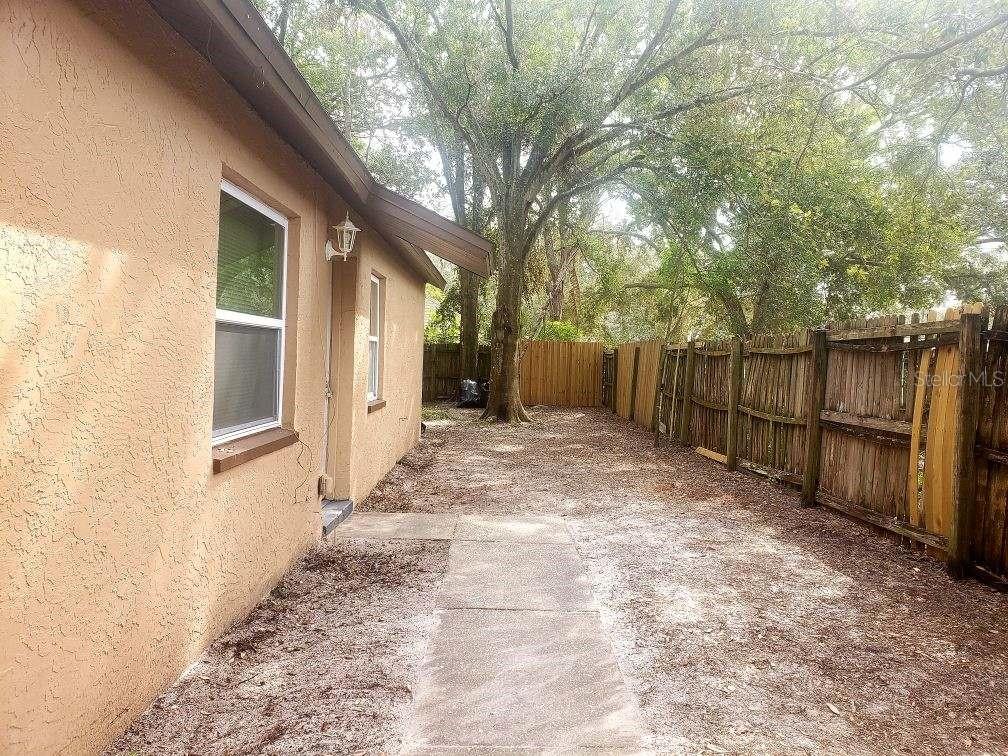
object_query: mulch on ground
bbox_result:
[107,539,448,755]
[111,406,1008,755]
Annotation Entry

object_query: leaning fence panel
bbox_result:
[737,332,812,485]
[655,345,687,445]
[817,313,939,546]
[689,340,732,459]
[974,307,1008,581]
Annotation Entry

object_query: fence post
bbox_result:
[678,341,697,445]
[801,329,828,506]
[653,347,669,441]
[611,348,620,414]
[628,346,641,422]
[664,347,681,447]
[600,349,611,409]
[948,311,982,578]
[725,338,744,470]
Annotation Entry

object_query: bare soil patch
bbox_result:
[365,406,1008,755]
[106,539,448,755]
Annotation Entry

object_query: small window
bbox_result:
[212,180,287,444]
[368,274,383,402]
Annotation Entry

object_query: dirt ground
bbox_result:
[107,540,448,755]
[111,406,1008,755]
[369,406,1008,756]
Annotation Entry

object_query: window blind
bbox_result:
[213,322,280,436]
[212,183,286,442]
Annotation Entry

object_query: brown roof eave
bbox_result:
[149,0,491,281]
[369,187,492,277]
[387,237,447,290]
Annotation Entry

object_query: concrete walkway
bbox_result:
[335,512,645,754]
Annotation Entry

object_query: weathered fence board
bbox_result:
[922,324,960,538]
[656,345,688,443]
[738,332,811,484]
[690,340,732,457]
[645,305,1008,583]
[602,349,616,410]
[819,314,922,541]
[974,307,1008,580]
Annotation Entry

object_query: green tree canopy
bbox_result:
[256,0,1008,367]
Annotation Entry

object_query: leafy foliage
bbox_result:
[256,0,1008,347]
[538,320,580,341]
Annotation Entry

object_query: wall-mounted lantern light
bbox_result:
[326,212,360,262]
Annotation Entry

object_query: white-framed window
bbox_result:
[367,273,383,402]
[212,179,288,444]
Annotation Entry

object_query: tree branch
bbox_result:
[488,0,520,71]
[833,12,1008,94]
[362,0,504,190]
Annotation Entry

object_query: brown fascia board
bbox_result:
[390,237,447,290]
[149,0,491,282]
[370,187,492,277]
[151,0,371,203]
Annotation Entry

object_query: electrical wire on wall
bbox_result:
[319,195,342,500]
[288,194,323,511]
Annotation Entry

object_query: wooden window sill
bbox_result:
[367,398,386,413]
[212,427,298,474]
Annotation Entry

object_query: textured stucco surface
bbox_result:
[346,238,426,504]
[0,0,426,752]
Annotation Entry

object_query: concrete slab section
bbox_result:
[321,499,352,536]
[437,541,594,611]
[455,514,572,544]
[330,512,457,541]
[402,609,645,753]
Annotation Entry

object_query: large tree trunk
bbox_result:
[484,140,531,423]
[484,255,529,422]
[274,0,292,46]
[547,278,565,321]
[436,142,482,379]
[543,224,565,321]
[459,269,479,377]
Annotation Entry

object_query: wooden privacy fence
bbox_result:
[422,344,490,401]
[422,341,604,407]
[644,307,1008,584]
[424,320,1008,582]
[519,341,604,407]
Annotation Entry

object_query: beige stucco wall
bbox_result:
[323,239,425,506]
[345,239,426,504]
[0,0,426,752]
